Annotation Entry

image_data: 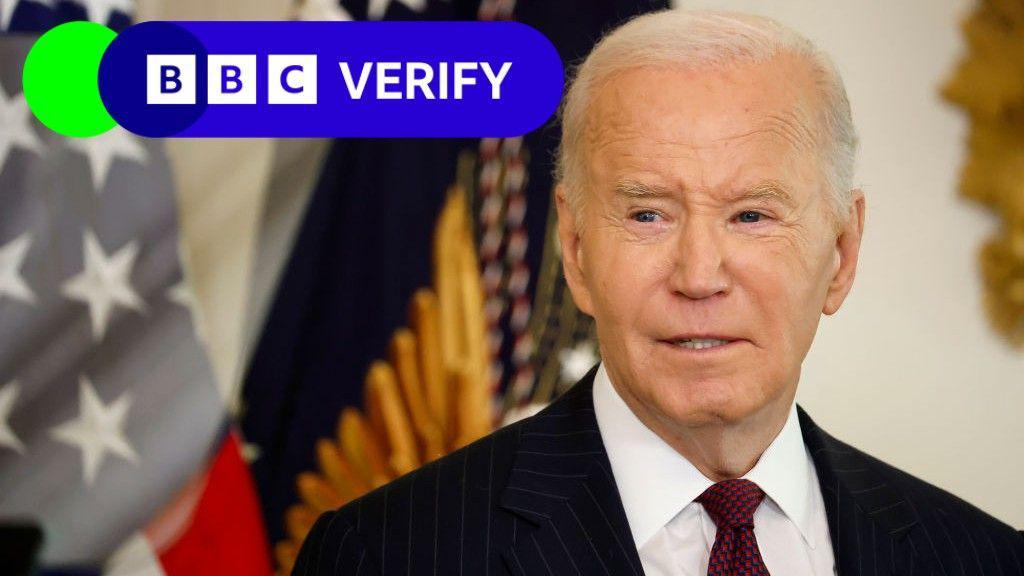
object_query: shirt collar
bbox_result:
[742,394,819,549]
[592,362,818,550]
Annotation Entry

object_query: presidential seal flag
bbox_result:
[0,2,271,574]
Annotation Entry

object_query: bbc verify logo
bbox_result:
[96,21,561,137]
[147,55,317,104]
[146,55,513,105]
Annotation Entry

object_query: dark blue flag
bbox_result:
[239,0,671,566]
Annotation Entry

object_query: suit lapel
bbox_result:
[498,366,644,576]
[497,376,939,576]
[799,407,933,576]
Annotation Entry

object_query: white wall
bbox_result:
[674,0,1024,527]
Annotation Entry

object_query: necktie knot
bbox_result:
[697,479,765,530]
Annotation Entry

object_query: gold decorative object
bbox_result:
[943,0,1024,348]
[274,188,494,574]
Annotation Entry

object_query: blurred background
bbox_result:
[1,0,1022,574]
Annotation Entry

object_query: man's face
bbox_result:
[558,54,864,429]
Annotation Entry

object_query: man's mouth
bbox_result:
[671,338,733,350]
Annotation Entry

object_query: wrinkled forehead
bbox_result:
[581,55,825,192]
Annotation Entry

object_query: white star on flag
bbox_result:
[0,233,36,305]
[67,126,148,193]
[50,375,139,486]
[61,229,145,341]
[0,85,43,174]
[0,380,25,454]
[367,0,426,20]
[559,342,598,384]
[77,0,132,25]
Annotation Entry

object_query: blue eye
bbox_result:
[632,211,660,223]
[736,211,764,223]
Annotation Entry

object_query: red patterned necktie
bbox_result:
[697,479,771,576]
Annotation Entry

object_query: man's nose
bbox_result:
[668,218,731,300]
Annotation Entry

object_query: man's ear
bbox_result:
[555,184,594,316]
[823,189,865,315]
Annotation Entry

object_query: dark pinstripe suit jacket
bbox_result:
[292,366,1024,575]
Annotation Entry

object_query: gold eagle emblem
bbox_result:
[274,188,494,572]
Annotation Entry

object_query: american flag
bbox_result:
[1,2,270,574]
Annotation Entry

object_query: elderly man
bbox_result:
[293,9,1024,576]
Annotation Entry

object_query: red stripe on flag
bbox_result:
[156,431,273,576]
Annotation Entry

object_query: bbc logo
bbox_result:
[146,54,318,105]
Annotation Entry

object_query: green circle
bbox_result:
[23,21,117,138]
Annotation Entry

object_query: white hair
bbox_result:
[554,9,858,228]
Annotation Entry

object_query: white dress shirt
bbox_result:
[592,363,837,576]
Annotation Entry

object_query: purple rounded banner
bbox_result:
[98,21,564,138]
